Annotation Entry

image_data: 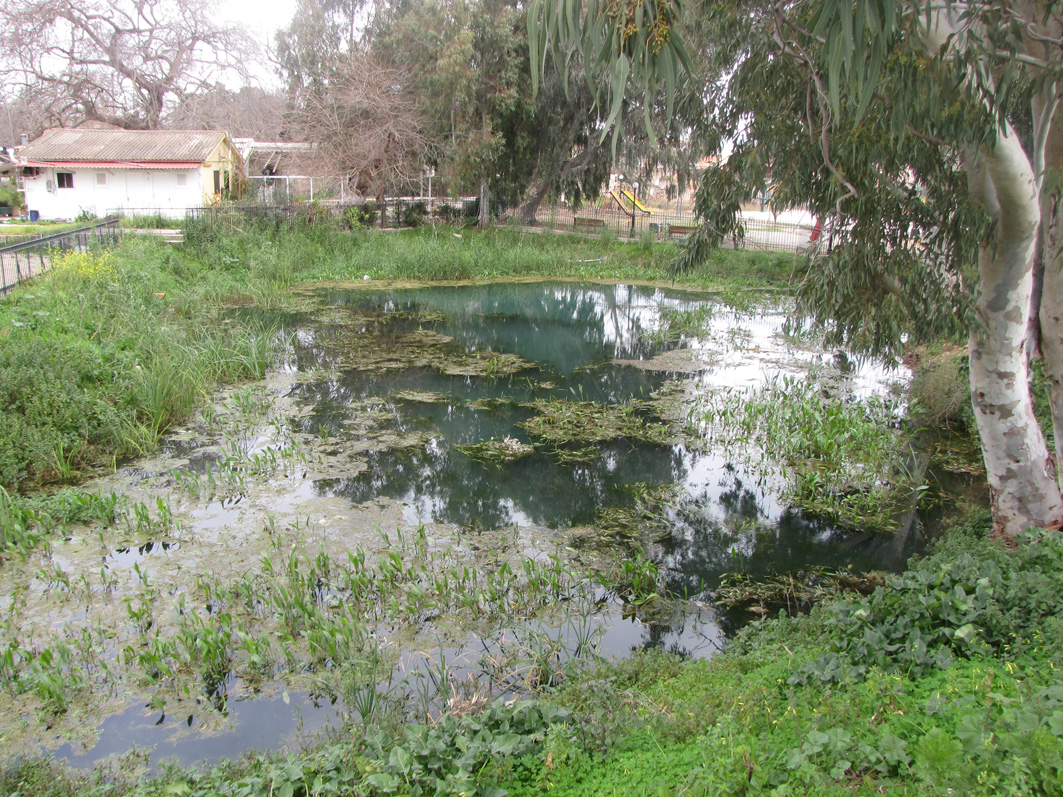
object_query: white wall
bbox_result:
[23,167,204,220]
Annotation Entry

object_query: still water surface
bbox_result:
[43,281,913,768]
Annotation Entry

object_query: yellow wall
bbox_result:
[199,136,244,202]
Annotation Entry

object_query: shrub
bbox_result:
[0,337,128,487]
[400,200,428,228]
[344,201,378,229]
[792,519,1063,682]
[909,348,972,431]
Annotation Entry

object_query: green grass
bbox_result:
[117,212,184,229]
[182,217,798,292]
[0,221,84,238]
[0,240,277,493]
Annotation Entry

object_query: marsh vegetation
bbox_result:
[0,225,996,794]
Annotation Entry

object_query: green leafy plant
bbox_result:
[361,700,572,795]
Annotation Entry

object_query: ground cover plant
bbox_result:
[3,513,1060,796]
[0,244,275,494]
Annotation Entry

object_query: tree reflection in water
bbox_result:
[279,281,911,648]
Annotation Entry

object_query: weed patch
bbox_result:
[0,245,279,493]
[697,375,913,530]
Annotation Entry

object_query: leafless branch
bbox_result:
[0,0,260,129]
[288,52,433,199]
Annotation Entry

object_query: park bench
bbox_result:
[573,217,606,231]
[668,224,696,237]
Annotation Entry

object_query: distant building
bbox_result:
[233,139,344,203]
[19,128,243,220]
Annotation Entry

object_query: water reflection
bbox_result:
[44,281,914,771]
[290,281,911,593]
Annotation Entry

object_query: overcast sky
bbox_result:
[218,0,298,88]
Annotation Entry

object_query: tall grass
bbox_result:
[0,240,278,491]
[182,215,796,290]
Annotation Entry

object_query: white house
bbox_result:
[19,128,243,220]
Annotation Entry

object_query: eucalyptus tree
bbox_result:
[531,0,1063,538]
[275,0,371,97]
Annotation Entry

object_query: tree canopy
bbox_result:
[531,0,1063,537]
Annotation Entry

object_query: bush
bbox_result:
[0,337,128,487]
[793,518,1063,683]
[344,201,378,228]
[0,182,21,208]
[909,348,972,431]
[400,200,428,228]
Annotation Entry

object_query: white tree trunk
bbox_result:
[1039,190,1063,492]
[968,126,1063,538]
[1036,97,1063,491]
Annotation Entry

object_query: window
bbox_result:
[213,170,221,193]
[176,173,187,187]
[56,172,74,189]
[96,172,107,186]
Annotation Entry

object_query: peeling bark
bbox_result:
[968,126,1063,538]
[1036,95,1063,492]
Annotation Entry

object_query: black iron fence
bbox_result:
[0,216,122,295]
[184,198,818,256]
[528,203,817,253]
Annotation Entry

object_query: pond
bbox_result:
[2,280,914,770]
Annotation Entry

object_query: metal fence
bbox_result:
[0,216,122,295]
[178,199,816,256]
[528,203,817,254]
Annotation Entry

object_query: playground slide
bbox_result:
[606,190,633,218]
[622,189,652,214]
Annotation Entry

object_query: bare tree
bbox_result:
[0,87,59,143]
[289,53,433,212]
[170,86,287,139]
[0,0,258,130]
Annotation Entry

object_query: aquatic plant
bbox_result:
[456,436,535,465]
[519,399,672,465]
[0,487,45,555]
[696,375,914,531]
[644,304,715,345]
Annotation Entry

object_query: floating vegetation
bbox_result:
[457,437,535,465]
[301,321,533,381]
[696,375,914,531]
[715,568,887,618]
[439,351,533,378]
[384,308,446,324]
[518,399,672,465]
[586,483,675,547]
[613,349,710,373]
[392,390,449,404]
[467,397,518,412]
